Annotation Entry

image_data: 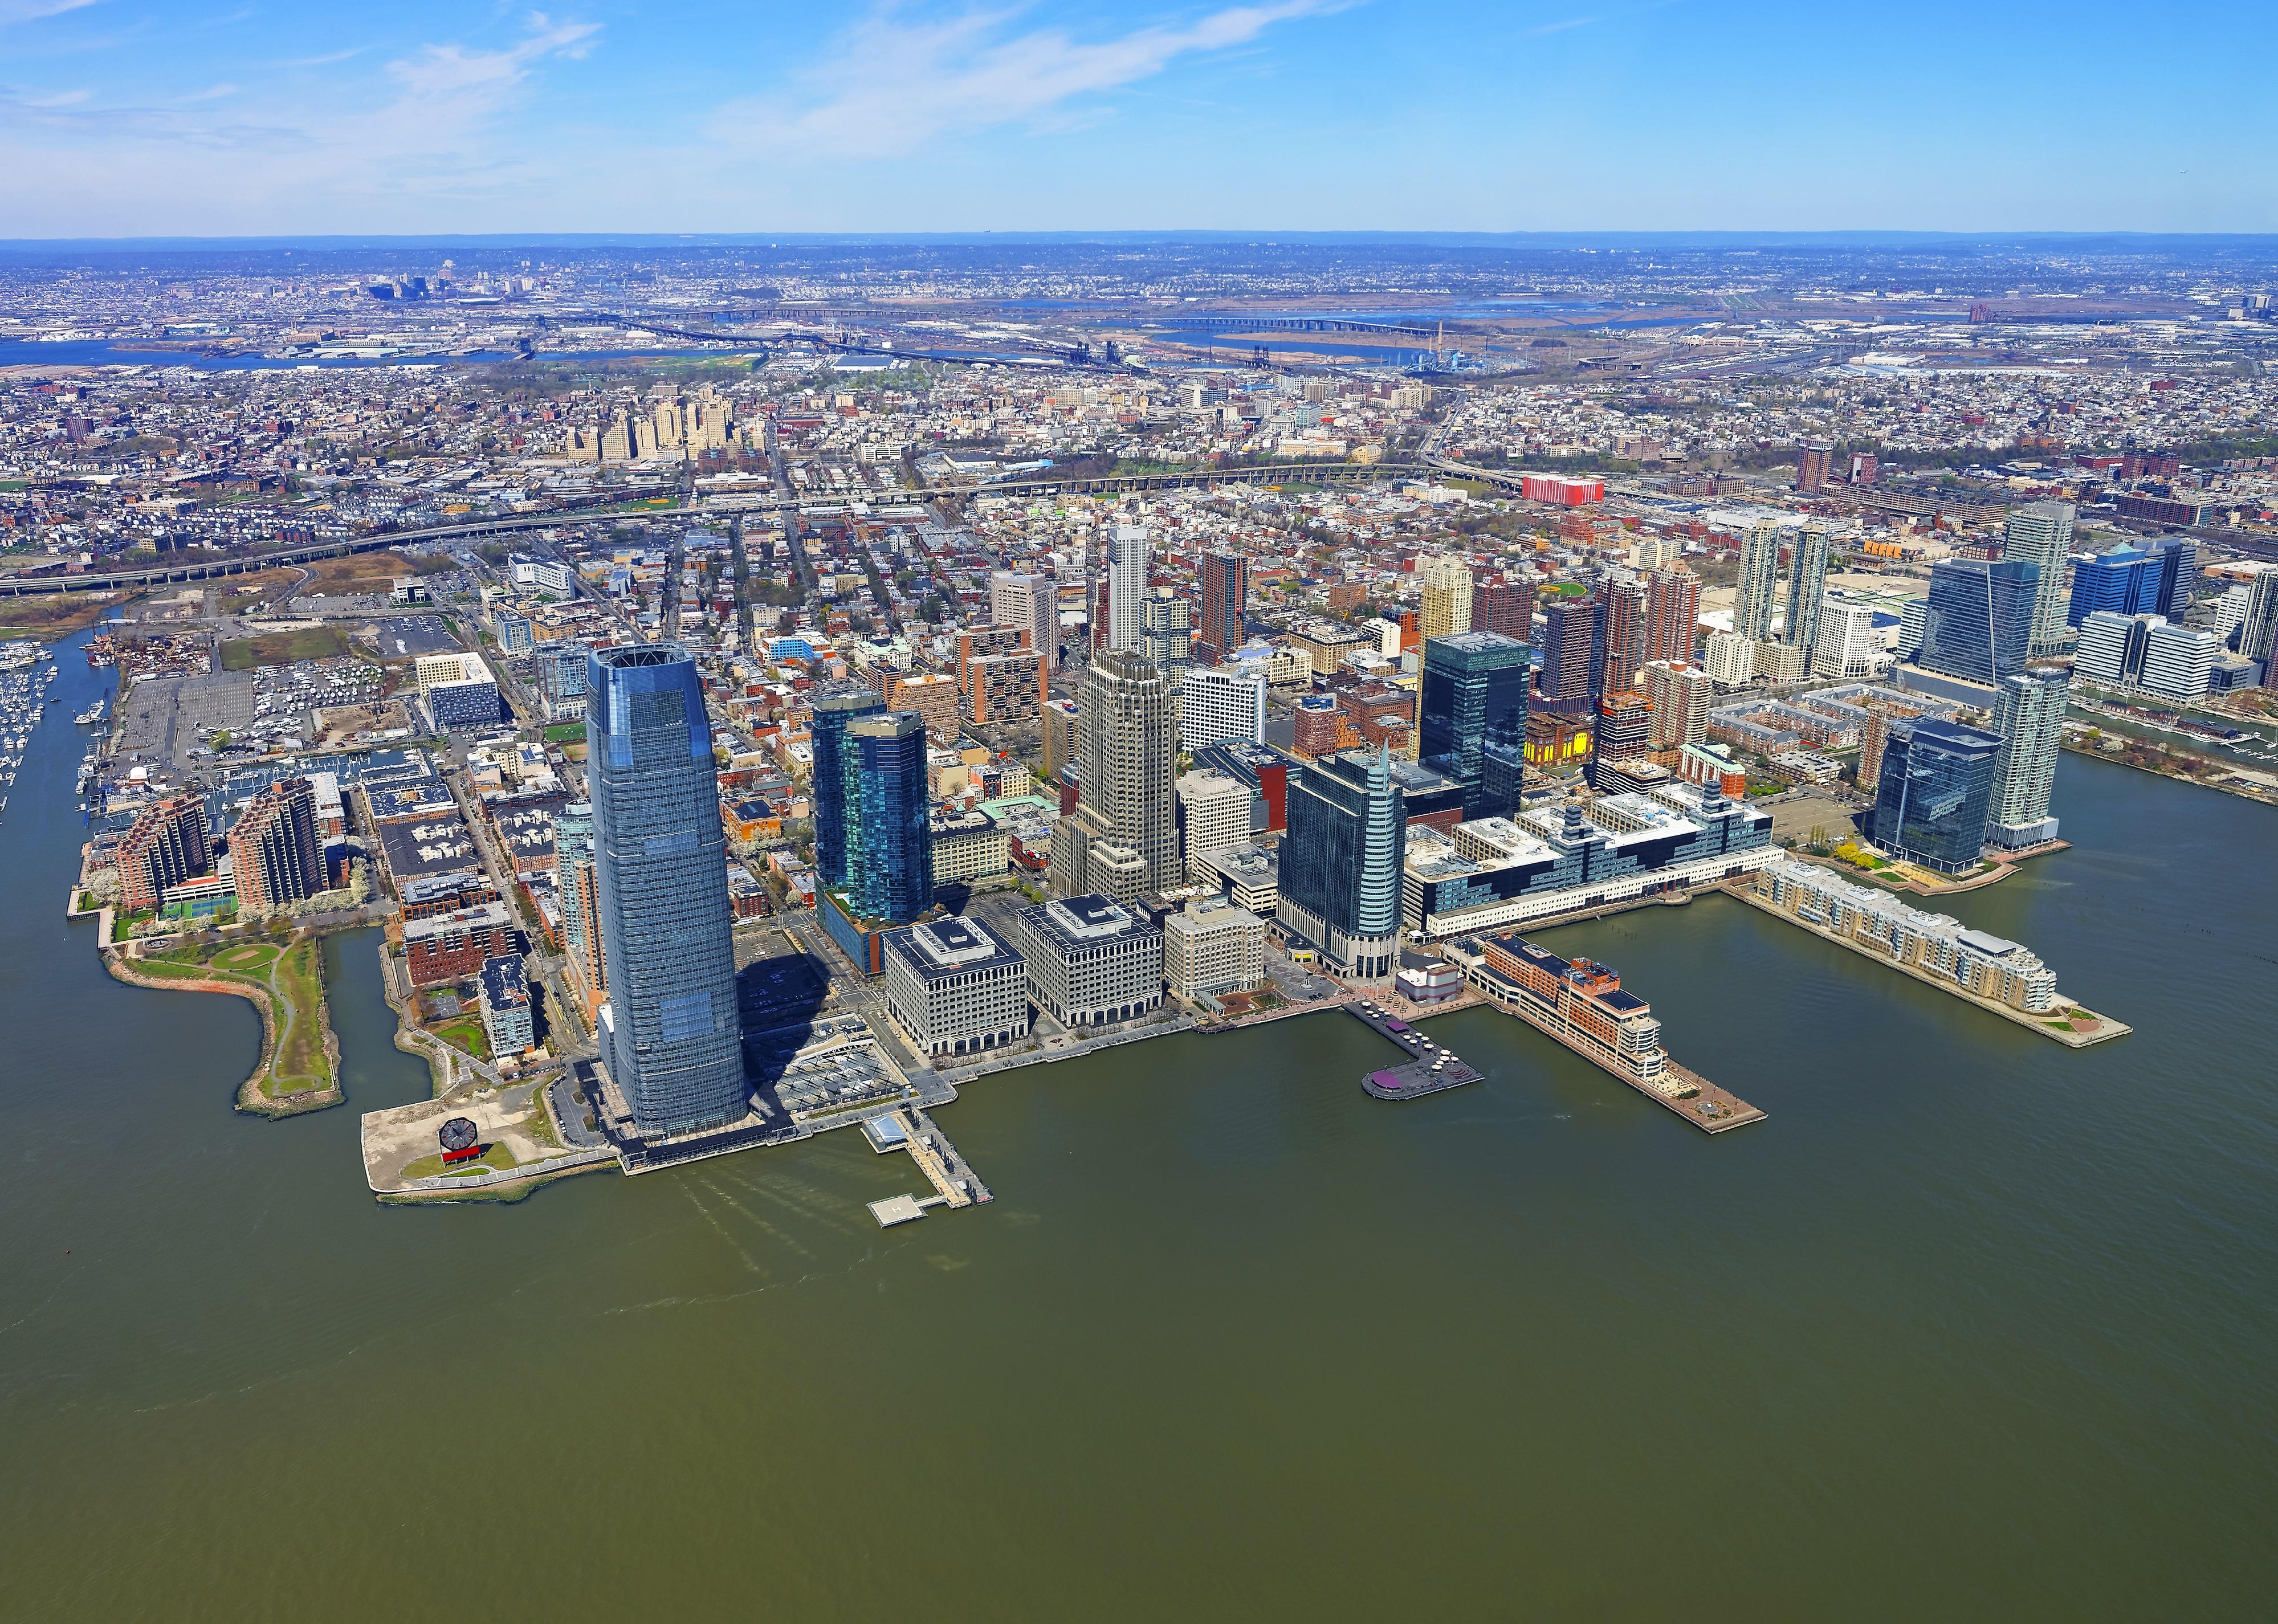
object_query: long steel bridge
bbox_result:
[537,309,1115,369]
[1136,314,1436,340]
[0,461,1446,598]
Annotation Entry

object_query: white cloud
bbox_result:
[387,11,597,101]
[0,0,102,24]
[716,1,1344,160]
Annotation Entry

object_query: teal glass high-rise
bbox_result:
[846,712,934,924]
[1419,631,1531,819]
[588,644,745,1134]
[811,687,885,890]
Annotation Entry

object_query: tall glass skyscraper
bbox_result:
[1870,717,2002,874]
[845,712,934,924]
[1918,558,2038,686]
[1782,524,1832,667]
[1735,519,1783,640]
[811,687,885,889]
[588,644,745,1135]
[1419,631,1531,819]
[2066,545,2159,626]
[1278,746,1405,983]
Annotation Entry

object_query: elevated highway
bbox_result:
[0,461,1438,598]
[539,309,1117,369]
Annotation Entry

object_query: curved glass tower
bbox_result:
[588,643,745,1133]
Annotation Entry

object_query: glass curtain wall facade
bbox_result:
[1419,631,1531,819]
[1869,717,2002,874]
[2003,500,2077,656]
[589,644,745,1134]
[1783,525,1832,666]
[1279,746,1406,982]
[1986,667,2069,848]
[2066,546,2158,626]
[846,712,935,924]
[812,688,885,889]
[1919,559,2038,685]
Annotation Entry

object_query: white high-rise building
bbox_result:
[1812,598,1881,679]
[2073,610,2141,686]
[1416,553,1473,643]
[2236,566,2278,689]
[1734,519,1784,641]
[1179,665,1269,751]
[1987,666,2068,849]
[2003,500,2077,658]
[2141,620,2220,701]
[1783,525,1832,667]
[1176,770,1253,880]
[1897,598,1928,660]
[1704,631,1758,687]
[990,570,1058,656]
[1107,527,1150,653]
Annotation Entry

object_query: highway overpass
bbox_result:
[0,461,1439,599]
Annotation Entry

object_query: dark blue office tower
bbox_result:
[811,687,885,889]
[1920,558,2037,685]
[589,644,745,1134]
[846,712,935,925]
[1419,631,1531,819]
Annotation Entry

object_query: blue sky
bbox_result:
[0,0,2269,237]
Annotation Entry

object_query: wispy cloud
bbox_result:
[1526,15,1598,37]
[0,0,102,23]
[272,45,364,68]
[716,1,1346,161]
[185,81,237,101]
[21,86,91,105]
[387,10,597,102]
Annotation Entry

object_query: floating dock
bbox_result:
[864,1105,991,1226]
[1346,1004,1486,1100]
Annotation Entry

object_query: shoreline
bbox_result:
[103,933,347,1117]
[2060,738,2278,810]
[1721,884,2129,1048]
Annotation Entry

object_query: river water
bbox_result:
[3,630,2275,1622]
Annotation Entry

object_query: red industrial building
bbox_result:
[1522,474,1604,506]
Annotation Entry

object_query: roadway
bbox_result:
[2,460,1441,599]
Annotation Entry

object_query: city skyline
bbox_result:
[2,2,2275,238]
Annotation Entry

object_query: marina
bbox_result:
[0,642,60,823]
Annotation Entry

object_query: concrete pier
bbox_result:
[863,1105,991,1226]
[1346,1004,1485,1100]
